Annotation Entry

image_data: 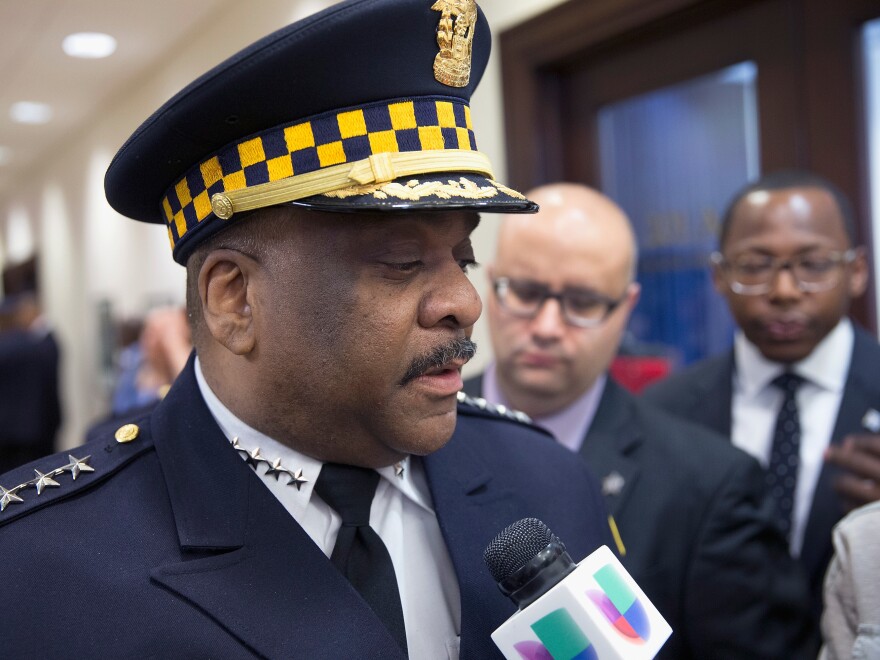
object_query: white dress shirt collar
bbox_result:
[193,356,426,513]
[193,357,461,658]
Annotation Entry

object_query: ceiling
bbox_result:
[0,0,234,202]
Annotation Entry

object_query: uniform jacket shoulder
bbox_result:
[0,410,155,526]
[456,391,545,434]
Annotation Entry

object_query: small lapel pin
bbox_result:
[862,409,880,433]
[602,471,625,497]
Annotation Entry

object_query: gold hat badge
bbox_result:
[432,0,477,88]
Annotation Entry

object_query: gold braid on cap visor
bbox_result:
[160,97,494,249]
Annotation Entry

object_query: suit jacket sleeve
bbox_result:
[684,449,817,659]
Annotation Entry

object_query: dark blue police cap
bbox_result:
[104,0,538,264]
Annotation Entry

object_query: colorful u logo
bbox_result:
[587,563,650,642]
[514,608,599,660]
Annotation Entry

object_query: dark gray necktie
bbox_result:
[315,463,408,654]
[766,372,804,540]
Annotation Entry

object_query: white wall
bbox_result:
[464,0,570,377]
[0,0,566,448]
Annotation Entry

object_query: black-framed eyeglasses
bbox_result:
[710,249,857,295]
[492,277,625,328]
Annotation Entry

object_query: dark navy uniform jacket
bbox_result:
[0,358,612,658]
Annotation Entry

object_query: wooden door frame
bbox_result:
[500,0,880,329]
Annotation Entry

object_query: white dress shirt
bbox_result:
[732,319,853,556]
[195,358,461,659]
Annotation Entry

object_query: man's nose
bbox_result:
[530,297,567,339]
[768,265,804,302]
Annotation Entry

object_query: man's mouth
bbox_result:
[400,337,477,387]
[422,358,468,377]
[412,360,467,396]
[518,351,563,368]
[764,317,809,342]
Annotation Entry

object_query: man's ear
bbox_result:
[847,246,869,299]
[198,249,258,355]
[710,253,727,296]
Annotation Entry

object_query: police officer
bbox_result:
[0,1,611,657]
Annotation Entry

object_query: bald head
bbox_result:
[496,183,637,281]
[487,182,641,417]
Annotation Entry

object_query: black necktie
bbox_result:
[315,463,408,654]
[767,373,804,540]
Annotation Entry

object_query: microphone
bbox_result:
[484,518,671,660]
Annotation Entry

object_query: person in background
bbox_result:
[819,499,880,659]
[0,292,61,473]
[643,170,880,625]
[0,2,612,657]
[464,182,815,659]
[109,306,191,415]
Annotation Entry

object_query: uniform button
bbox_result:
[115,423,140,443]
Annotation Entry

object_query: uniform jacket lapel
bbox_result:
[424,426,519,660]
[148,359,405,659]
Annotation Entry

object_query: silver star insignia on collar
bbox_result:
[286,469,309,491]
[394,462,405,478]
[0,485,24,511]
[265,458,288,481]
[245,447,266,469]
[33,470,61,495]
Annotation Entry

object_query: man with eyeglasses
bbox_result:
[644,169,880,630]
[463,182,815,659]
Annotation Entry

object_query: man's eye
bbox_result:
[459,259,479,273]
[384,261,423,273]
[565,295,603,315]
[510,284,546,303]
[799,258,834,274]
[735,261,772,275]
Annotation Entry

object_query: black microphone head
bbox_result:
[484,518,576,609]
[484,518,556,583]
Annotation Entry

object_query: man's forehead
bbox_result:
[730,185,848,242]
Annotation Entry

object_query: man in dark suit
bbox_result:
[644,170,880,625]
[0,292,61,473]
[465,182,814,659]
[0,3,612,657]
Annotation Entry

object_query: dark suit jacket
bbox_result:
[0,328,61,473]
[643,325,880,621]
[0,357,611,658]
[465,374,815,660]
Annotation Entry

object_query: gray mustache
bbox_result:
[401,338,477,385]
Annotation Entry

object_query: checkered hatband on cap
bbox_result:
[162,97,475,249]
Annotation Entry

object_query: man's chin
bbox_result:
[392,409,457,457]
[757,343,814,365]
[511,371,568,397]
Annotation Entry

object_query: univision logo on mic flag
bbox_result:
[514,608,599,660]
[587,563,651,642]
[491,546,671,660]
[512,563,649,659]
